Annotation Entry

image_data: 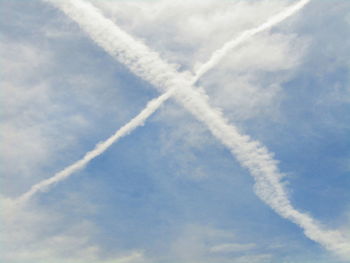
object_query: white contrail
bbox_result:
[18,0,350,258]
[15,91,173,204]
[17,0,310,203]
[193,0,311,81]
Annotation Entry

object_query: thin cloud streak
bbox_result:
[17,0,311,202]
[17,0,349,258]
[15,90,173,204]
[193,0,311,81]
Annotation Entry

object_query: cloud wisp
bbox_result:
[15,91,172,204]
[193,0,310,81]
[16,0,349,258]
[17,0,310,203]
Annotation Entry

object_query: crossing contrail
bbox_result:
[17,0,312,203]
[17,0,350,258]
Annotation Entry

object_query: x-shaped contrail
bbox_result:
[15,0,350,259]
[19,0,310,204]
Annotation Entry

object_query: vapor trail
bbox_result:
[15,91,173,204]
[17,0,310,203]
[193,0,311,81]
[18,0,349,257]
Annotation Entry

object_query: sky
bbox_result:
[1,0,350,263]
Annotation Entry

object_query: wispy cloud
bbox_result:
[210,243,256,253]
[1,196,144,263]
[15,0,350,259]
[17,0,311,203]
[193,0,311,81]
[104,251,144,263]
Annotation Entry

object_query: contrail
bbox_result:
[17,0,350,258]
[193,0,310,81]
[15,91,173,204]
[17,0,312,203]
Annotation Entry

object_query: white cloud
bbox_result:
[210,243,256,253]
[167,224,273,263]
[1,196,145,263]
[232,253,272,263]
[103,252,145,263]
[95,0,309,123]
[91,0,299,70]
[0,28,139,197]
[0,41,63,193]
[0,42,90,197]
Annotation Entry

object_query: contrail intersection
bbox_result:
[14,0,350,259]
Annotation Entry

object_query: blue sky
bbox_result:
[1,0,350,262]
